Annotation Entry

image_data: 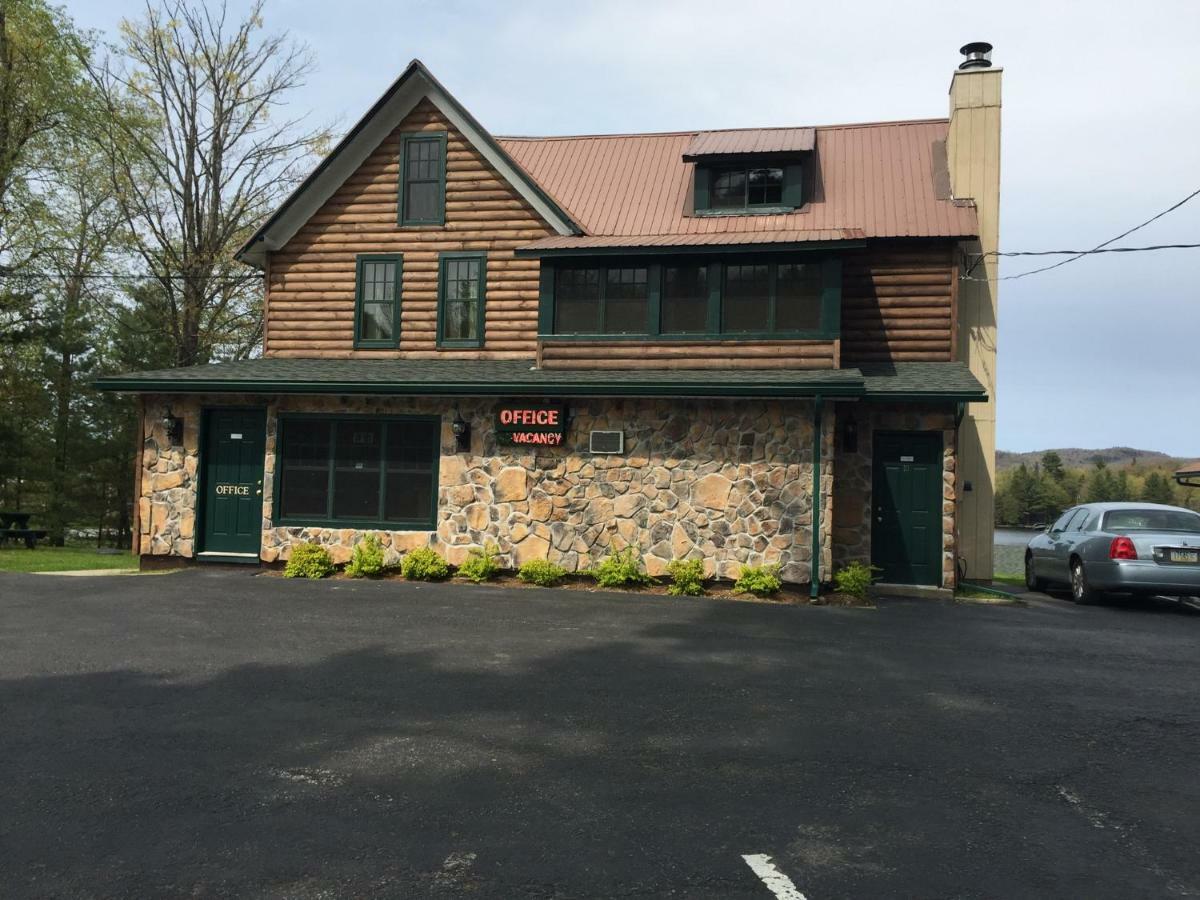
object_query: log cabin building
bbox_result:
[98,46,1003,590]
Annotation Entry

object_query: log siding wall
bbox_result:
[539,339,837,371]
[840,241,956,364]
[265,100,957,368]
[266,99,553,359]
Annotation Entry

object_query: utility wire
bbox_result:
[965,185,1200,282]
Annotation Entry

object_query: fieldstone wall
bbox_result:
[137,395,203,556]
[830,404,957,588]
[137,393,835,584]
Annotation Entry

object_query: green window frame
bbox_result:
[540,255,841,341]
[437,251,487,348]
[549,265,653,335]
[693,161,804,214]
[398,131,447,226]
[353,254,402,349]
[273,414,441,530]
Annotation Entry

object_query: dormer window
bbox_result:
[711,166,784,209]
[684,127,813,216]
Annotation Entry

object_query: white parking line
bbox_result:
[742,854,808,900]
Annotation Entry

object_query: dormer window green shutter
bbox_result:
[782,163,804,208]
[692,166,710,214]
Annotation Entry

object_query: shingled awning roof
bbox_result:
[94,359,985,402]
[499,119,978,251]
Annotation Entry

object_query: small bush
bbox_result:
[833,561,878,601]
[517,558,568,587]
[458,542,501,584]
[283,542,335,580]
[591,547,652,589]
[666,558,706,596]
[400,546,450,581]
[345,534,387,578]
[733,563,782,596]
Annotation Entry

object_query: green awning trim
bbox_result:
[93,358,986,402]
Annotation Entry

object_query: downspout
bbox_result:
[811,395,823,600]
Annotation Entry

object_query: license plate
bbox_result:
[1168,549,1199,564]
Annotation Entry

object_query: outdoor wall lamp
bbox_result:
[841,416,858,454]
[162,408,184,446]
[451,410,471,453]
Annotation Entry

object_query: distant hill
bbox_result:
[996,447,1184,471]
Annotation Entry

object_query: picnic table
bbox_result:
[0,511,49,549]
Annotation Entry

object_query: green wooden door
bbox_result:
[200,408,266,556]
[871,432,943,586]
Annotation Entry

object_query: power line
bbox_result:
[994,242,1200,257]
[0,271,262,282]
[965,185,1200,282]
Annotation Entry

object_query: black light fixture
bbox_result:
[451,410,471,453]
[841,415,858,454]
[162,407,184,446]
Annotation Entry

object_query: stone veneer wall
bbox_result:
[140,393,836,584]
[830,404,958,588]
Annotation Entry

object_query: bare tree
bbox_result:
[87,0,329,365]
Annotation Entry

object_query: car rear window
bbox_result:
[1103,509,1200,532]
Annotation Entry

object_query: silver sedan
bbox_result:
[1025,502,1200,603]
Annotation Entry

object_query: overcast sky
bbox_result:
[68,0,1200,456]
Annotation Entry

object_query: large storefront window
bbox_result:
[276,416,439,528]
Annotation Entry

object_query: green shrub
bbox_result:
[400,546,450,581]
[283,542,335,579]
[665,558,706,596]
[733,563,782,596]
[458,542,501,584]
[345,534,387,578]
[591,547,652,589]
[517,558,568,587]
[833,561,878,600]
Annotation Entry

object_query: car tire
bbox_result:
[1025,553,1047,592]
[1070,559,1102,605]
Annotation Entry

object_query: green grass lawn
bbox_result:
[0,546,137,573]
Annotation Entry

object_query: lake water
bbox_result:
[994,527,1039,576]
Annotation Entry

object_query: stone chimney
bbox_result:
[948,42,1002,581]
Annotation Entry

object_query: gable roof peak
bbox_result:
[236,59,581,268]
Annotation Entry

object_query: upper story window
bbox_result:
[711,167,784,209]
[438,252,487,348]
[542,255,840,340]
[354,254,402,349]
[554,266,649,334]
[694,161,803,215]
[398,132,447,225]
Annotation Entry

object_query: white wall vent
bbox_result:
[589,430,625,455]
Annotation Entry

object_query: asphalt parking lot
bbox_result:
[2,570,1198,899]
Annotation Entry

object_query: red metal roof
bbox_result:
[683,127,815,159]
[498,119,977,249]
[1177,460,1200,476]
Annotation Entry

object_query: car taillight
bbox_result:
[1109,536,1138,560]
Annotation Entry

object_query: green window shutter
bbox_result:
[538,264,555,335]
[781,163,804,209]
[820,257,842,339]
[693,166,710,213]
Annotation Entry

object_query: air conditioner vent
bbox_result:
[589,430,624,455]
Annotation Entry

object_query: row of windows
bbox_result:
[277,417,440,527]
[354,253,485,349]
[550,259,834,337]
